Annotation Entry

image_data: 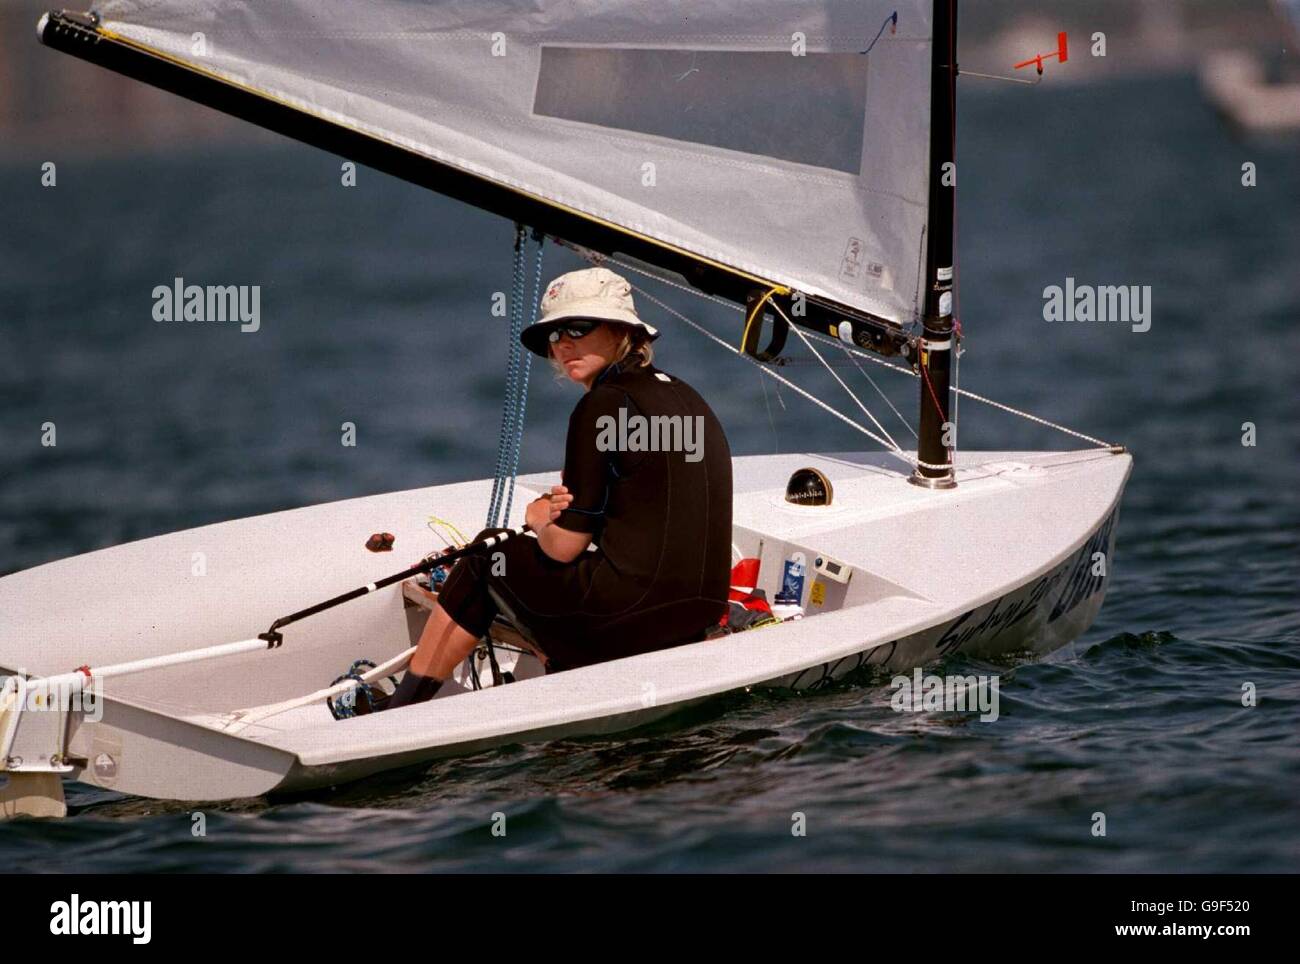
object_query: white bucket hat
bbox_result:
[521,266,660,357]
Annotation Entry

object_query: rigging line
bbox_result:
[740,286,782,352]
[919,347,952,450]
[759,367,780,452]
[950,382,1121,451]
[841,346,917,439]
[501,234,530,511]
[630,284,948,470]
[952,334,962,456]
[219,646,417,731]
[487,227,528,527]
[501,229,528,515]
[800,324,920,377]
[426,515,465,549]
[769,299,906,454]
[435,515,468,545]
[563,239,1121,453]
[498,233,527,524]
[795,325,1120,451]
[565,240,912,439]
[957,67,1041,85]
[564,240,909,448]
[502,236,544,525]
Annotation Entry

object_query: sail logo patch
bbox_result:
[839,237,864,280]
[839,237,885,289]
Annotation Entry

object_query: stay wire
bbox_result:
[561,241,1122,458]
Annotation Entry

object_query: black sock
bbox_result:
[386,670,444,710]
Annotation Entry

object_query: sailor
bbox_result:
[386,267,733,709]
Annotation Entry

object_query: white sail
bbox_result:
[94,0,935,324]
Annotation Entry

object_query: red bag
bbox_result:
[722,557,771,625]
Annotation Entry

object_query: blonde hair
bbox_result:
[613,327,654,369]
[548,323,654,378]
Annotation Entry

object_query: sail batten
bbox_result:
[47,1,934,327]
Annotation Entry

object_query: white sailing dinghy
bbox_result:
[2,1,1130,817]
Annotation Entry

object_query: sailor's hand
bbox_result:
[547,485,573,513]
[527,486,573,529]
[525,497,551,530]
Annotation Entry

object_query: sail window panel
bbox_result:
[91,0,933,324]
[534,47,869,175]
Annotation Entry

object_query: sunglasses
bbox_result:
[547,320,600,343]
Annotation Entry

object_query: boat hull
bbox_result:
[267,485,1124,796]
[0,449,1132,805]
[777,503,1120,690]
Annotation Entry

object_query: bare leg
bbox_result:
[409,603,480,680]
[383,604,480,711]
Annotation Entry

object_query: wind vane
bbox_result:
[1014,32,1069,76]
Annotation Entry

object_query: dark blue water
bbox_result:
[2,73,1297,871]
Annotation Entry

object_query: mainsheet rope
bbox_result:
[486,228,544,528]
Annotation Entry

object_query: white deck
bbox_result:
[0,449,1131,802]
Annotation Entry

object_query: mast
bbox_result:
[911,0,958,489]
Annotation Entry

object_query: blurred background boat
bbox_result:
[1199,1,1300,137]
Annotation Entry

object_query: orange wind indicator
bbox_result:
[1014,32,1069,76]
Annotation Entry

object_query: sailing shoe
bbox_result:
[327,659,398,720]
[385,670,444,710]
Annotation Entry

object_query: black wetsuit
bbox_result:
[438,361,732,672]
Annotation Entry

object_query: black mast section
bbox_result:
[911,0,958,489]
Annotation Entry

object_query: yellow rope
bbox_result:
[739,286,783,353]
[426,514,468,548]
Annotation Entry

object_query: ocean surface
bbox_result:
[1,72,1297,872]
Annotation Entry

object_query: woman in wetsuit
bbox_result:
[386,266,733,709]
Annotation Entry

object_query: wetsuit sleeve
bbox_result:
[554,386,620,534]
